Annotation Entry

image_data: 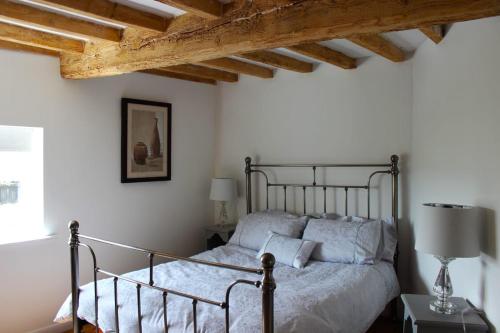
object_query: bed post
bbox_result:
[390,155,400,319]
[261,253,276,333]
[390,155,400,266]
[390,155,399,228]
[245,157,252,214]
[69,220,80,333]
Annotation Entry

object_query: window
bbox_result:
[0,125,44,244]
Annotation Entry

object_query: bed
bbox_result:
[56,155,400,333]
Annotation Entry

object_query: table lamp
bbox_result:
[415,203,480,314]
[209,178,236,225]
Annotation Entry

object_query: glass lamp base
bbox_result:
[430,298,456,314]
[430,256,456,315]
[218,201,228,225]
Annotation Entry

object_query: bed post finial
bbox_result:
[390,155,399,176]
[245,157,252,214]
[69,220,79,244]
[261,253,275,333]
[68,220,80,333]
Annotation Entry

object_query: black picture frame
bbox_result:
[121,98,172,183]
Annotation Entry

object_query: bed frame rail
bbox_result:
[245,155,399,227]
[68,221,276,333]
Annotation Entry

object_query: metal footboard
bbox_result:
[68,221,276,333]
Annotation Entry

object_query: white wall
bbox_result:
[411,17,500,331]
[0,50,217,333]
[215,57,413,287]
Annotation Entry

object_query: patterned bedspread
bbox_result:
[56,244,399,333]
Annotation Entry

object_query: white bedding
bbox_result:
[56,244,399,333]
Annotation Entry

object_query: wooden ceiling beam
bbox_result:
[347,34,406,62]
[198,57,273,78]
[140,69,216,85]
[419,25,444,44]
[155,0,222,19]
[0,39,59,57]
[34,0,169,32]
[238,50,313,73]
[59,0,500,78]
[163,64,238,82]
[0,21,84,54]
[286,43,356,69]
[0,0,122,42]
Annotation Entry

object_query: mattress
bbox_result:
[55,244,399,333]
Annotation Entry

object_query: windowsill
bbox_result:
[0,233,57,246]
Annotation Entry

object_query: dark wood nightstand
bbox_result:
[401,294,488,333]
[205,224,236,250]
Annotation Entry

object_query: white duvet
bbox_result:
[56,244,399,333]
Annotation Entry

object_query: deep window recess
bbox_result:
[0,125,45,244]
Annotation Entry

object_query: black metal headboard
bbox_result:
[244,155,400,230]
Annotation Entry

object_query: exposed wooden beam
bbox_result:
[155,0,222,19]
[35,0,169,32]
[140,69,216,85]
[164,64,238,82]
[286,43,356,69]
[419,25,444,44]
[238,50,313,73]
[347,34,406,62]
[0,39,59,57]
[60,0,500,78]
[0,0,121,42]
[198,57,273,78]
[0,21,84,54]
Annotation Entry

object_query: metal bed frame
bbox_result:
[68,155,399,333]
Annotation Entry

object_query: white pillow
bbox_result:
[302,218,382,264]
[228,210,309,251]
[319,214,398,263]
[257,232,317,268]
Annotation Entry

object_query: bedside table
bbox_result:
[205,224,236,250]
[401,294,488,333]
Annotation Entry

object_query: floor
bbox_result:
[67,318,401,333]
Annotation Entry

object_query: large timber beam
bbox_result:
[0,0,122,42]
[155,0,223,19]
[0,21,84,54]
[34,0,169,32]
[60,0,500,79]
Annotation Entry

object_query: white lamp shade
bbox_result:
[415,203,480,258]
[209,178,236,202]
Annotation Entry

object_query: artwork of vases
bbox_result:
[133,142,148,165]
[150,117,161,158]
[122,98,171,183]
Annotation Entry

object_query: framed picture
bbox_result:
[121,98,172,183]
